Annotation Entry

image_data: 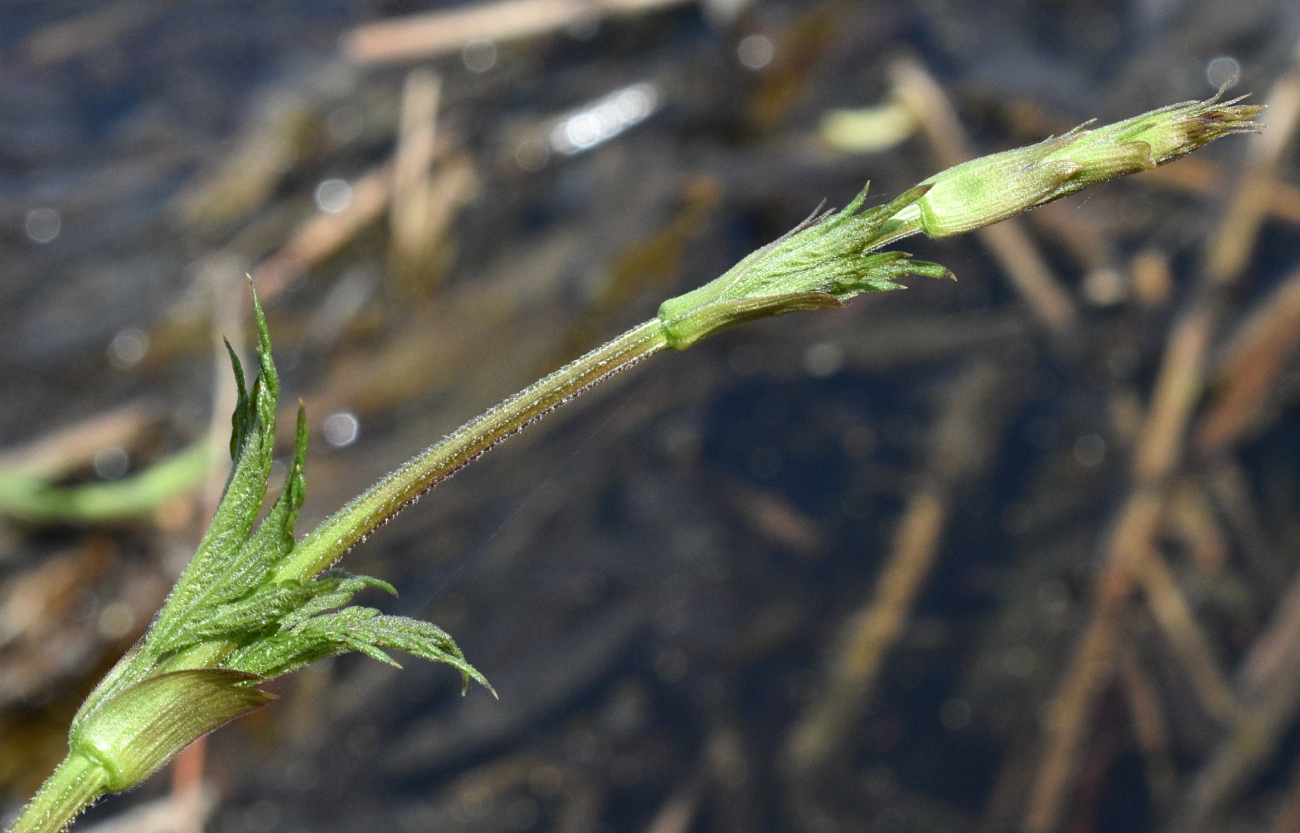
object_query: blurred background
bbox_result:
[3,1,1300,832]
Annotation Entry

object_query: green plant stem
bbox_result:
[7,754,107,833]
[7,91,1262,833]
[275,318,670,582]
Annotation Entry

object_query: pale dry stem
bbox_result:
[343,0,694,65]
[1117,644,1177,814]
[1197,264,1300,453]
[1136,547,1238,725]
[252,164,395,299]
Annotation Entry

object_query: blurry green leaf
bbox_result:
[0,443,209,523]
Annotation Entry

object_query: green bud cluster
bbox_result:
[657,184,953,349]
[896,88,1264,237]
[655,89,1260,351]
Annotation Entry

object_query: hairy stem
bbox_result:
[275,318,670,581]
[7,754,108,833]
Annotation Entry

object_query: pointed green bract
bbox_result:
[276,570,397,625]
[225,338,251,460]
[224,604,491,693]
[36,286,487,822]
[178,403,311,636]
[149,293,280,652]
[656,184,952,349]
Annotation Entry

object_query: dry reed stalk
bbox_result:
[252,165,394,300]
[343,0,694,65]
[1116,644,1177,814]
[1206,458,1284,589]
[410,160,479,277]
[1205,67,1300,286]
[1168,639,1300,831]
[0,404,158,480]
[1140,157,1300,225]
[642,771,706,833]
[1197,264,1300,453]
[389,68,443,287]
[783,487,948,777]
[1135,547,1238,724]
[1130,249,1174,309]
[70,792,214,833]
[1194,576,1300,831]
[0,552,92,653]
[1164,479,1230,577]
[23,0,164,66]
[1023,490,1160,833]
[1025,305,1224,830]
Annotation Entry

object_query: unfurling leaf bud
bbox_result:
[657,184,952,349]
[893,88,1264,238]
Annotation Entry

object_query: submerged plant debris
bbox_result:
[3,2,1300,833]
